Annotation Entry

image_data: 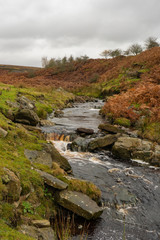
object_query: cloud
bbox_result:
[0,0,159,66]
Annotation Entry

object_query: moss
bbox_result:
[0,203,15,224]
[114,118,131,127]
[0,220,35,240]
[139,122,160,144]
[57,176,101,203]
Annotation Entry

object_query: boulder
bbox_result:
[19,225,56,240]
[76,128,94,135]
[2,168,21,202]
[56,190,103,220]
[25,143,72,172]
[112,137,153,161]
[24,149,53,168]
[36,169,68,190]
[98,123,122,134]
[17,96,35,110]
[70,137,90,152]
[43,143,72,172]
[0,127,8,138]
[88,134,118,151]
[14,109,40,126]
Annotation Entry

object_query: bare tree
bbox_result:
[109,49,122,58]
[100,50,111,58]
[145,37,159,49]
[128,43,143,55]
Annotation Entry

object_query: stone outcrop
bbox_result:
[25,143,72,172]
[112,136,153,161]
[36,169,68,190]
[56,190,103,220]
[112,136,160,165]
[14,109,40,126]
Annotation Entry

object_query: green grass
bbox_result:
[0,220,35,240]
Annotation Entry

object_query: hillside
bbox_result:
[0,47,160,239]
[0,47,159,91]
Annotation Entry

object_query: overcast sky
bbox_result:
[0,0,160,67]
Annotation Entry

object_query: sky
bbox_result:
[0,0,160,67]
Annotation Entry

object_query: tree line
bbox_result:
[41,55,89,69]
[100,37,159,58]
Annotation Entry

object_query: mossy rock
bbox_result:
[43,143,72,172]
[114,118,131,127]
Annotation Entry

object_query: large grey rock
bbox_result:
[43,143,72,172]
[19,225,56,240]
[112,137,153,161]
[70,137,90,152]
[24,143,72,172]
[0,127,8,138]
[24,149,53,168]
[36,169,68,190]
[14,109,40,126]
[56,190,103,220]
[88,134,118,151]
[2,168,21,202]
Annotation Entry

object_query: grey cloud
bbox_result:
[0,0,159,66]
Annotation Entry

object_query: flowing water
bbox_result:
[42,101,160,240]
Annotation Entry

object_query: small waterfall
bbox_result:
[46,132,71,142]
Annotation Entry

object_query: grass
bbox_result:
[0,220,35,240]
[54,210,88,240]
[57,176,101,203]
[0,82,75,238]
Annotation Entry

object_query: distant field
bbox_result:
[0,64,41,73]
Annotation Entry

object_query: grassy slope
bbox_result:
[0,83,102,239]
[0,84,73,239]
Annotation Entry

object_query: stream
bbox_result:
[42,101,160,240]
